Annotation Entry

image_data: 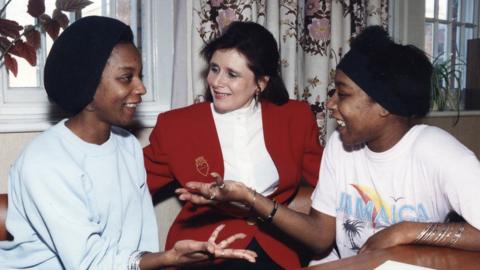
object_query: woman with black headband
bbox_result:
[178,26,480,263]
[0,16,256,269]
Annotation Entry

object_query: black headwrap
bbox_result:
[337,26,432,117]
[44,16,133,114]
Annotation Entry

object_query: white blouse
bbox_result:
[211,101,279,195]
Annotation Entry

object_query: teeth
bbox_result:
[337,119,346,127]
[125,103,137,108]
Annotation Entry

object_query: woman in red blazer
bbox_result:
[144,21,323,269]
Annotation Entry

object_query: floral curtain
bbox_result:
[172,0,389,145]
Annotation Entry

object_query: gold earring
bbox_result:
[254,88,260,105]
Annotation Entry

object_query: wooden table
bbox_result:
[302,245,480,270]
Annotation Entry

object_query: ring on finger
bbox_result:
[217,183,225,190]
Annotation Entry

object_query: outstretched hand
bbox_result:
[165,224,257,266]
[175,172,249,205]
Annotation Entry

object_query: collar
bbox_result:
[211,100,259,120]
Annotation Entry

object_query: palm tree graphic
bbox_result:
[343,219,364,251]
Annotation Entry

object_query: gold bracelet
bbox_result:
[424,223,439,243]
[443,226,454,246]
[448,223,465,247]
[415,223,434,244]
[433,224,450,245]
[415,223,431,243]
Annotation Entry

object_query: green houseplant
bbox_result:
[430,54,465,112]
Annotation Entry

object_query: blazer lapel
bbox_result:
[190,103,224,181]
[261,102,289,195]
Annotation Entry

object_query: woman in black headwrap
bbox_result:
[178,25,480,264]
[0,16,256,270]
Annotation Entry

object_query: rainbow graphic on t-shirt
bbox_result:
[336,184,430,228]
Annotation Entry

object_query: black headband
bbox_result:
[337,48,411,116]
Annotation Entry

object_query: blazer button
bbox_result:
[246,216,257,226]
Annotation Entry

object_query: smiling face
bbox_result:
[206,49,267,114]
[89,42,146,127]
[327,70,389,149]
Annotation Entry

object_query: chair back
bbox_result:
[0,193,12,241]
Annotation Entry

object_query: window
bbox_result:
[0,0,173,132]
[425,0,479,110]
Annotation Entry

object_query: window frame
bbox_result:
[424,0,479,113]
[0,0,173,132]
[390,0,480,116]
[424,0,479,60]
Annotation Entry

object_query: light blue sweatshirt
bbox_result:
[0,119,159,269]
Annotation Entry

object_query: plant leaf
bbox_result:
[52,9,69,29]
[24,26,41,49]
[45,20,60,40]
[27,0,46,18]
[10,41,37,66]
[38,13,52,26]
[39,14,60,40]
[0,36,11,52]
[0,19,23,38]
[5,53,18,77]
[56,0,93,12]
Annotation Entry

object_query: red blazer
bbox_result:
[144,100,322,269]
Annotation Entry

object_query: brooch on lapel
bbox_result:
[195,156,209,176]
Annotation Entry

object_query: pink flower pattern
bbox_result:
[216,8,237,32]
[298,1,331,56]
[308,18,330,41]
[195,1,257,43]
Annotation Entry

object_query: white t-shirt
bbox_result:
[312,124,480,259]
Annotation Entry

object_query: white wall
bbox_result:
[0,132,40,193]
